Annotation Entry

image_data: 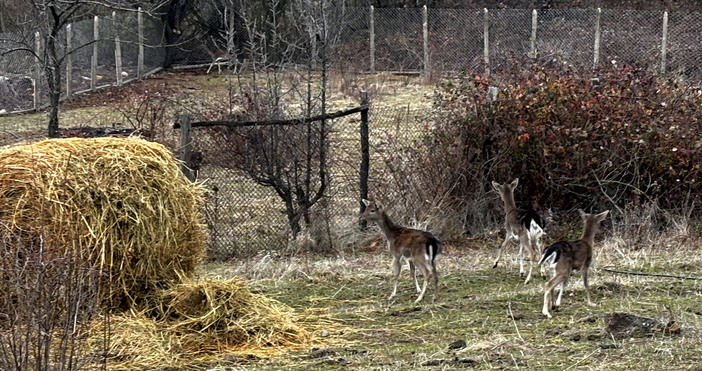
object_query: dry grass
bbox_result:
[197,229,702,370]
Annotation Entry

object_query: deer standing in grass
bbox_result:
[539,209,609,319]
[492,179,545,284]
[360,199,442,303]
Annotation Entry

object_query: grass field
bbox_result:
[200,235,702,370]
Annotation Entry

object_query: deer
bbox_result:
[492,178,545,284]
[539,209,609,319]
[360,199,441,304]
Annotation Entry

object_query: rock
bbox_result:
[448,339,466,350]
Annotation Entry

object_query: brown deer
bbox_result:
[539,209,609,319]
[492,179,545,284]
[360,199,442,303]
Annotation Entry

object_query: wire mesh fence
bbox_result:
[3,7,702,115]
[3,5,702,257]
[183,102,439,259]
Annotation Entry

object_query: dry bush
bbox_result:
[0,232,101,371]
[425,57,702,236]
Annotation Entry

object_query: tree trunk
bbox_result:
[45,31,61,138]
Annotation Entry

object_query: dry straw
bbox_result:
[0,137,207,307]
[88,277,314,370]
[0,137,315,368]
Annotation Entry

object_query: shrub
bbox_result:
[430,58,702,220]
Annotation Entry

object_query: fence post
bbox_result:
[660,11,669,75]
[483,8,490,76]
[593,8,601,69]
[530,9,538,59]
[91,15,98,91]
[359,90,369,230]
[33,31,41,110]
[422,5,430,83]
[138,7,144,79]
[66,23,73,98]
[369,6,375,73]
[114,12,123,86]
[178,114,195,182]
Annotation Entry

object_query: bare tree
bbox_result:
[0,1,161,138]
[212,0,345,242]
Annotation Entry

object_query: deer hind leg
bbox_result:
[543,273,567,318]
[414,262,431,304]
[520,233,534,284]
[583,266,595,306]
[431,260,439,302]
[388,256,402,300]
[554,276,568,307]
[409,261,421,293]
[492,233,512,269]
[533,234,547,278]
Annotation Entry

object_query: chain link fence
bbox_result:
[2,6,702,257]
[4,7,702,115]
[185,102,438,259]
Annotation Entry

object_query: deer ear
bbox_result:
[362,199,371,207]
[510,178,519,189]
[596,210,610,221]
[578,209,586,218]
[491,181,501,192]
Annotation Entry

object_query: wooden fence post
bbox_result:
[369,6,375,73]
[359,90,369,230]
[422,5,430,83]
[33,31,41,110]
[483,8,490,76]
[530,9,538,59]
[593,8,601,69]
[178,114,195,181]
[91,15,98,91]
[114,11,123,86]
[660,11,669,75]
[66,23,73,98]
[138,7,144,79]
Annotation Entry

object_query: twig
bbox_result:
[507,302,524,342]
[597,266,702,281]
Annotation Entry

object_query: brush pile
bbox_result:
[0,137,206,306]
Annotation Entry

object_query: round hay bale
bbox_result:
[0,137,206,307]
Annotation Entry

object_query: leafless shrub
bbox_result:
[0,227,103,371]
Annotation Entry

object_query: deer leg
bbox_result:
[409,261,421,293]
[414,263,430,304]
[543,274,566,318]
[554,277,567,307]
[431,261,439,302]
[492,234,511,268]
[388,256,402,300]
[583,267,595,306]
[518,241,525,276]
[520,234,533,284]
[535,235,547,278]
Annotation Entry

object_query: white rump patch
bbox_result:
[528,219,544,239]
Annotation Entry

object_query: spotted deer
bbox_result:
[492,179,545,284]
[539,209,609,319]
[360,199,441,303]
